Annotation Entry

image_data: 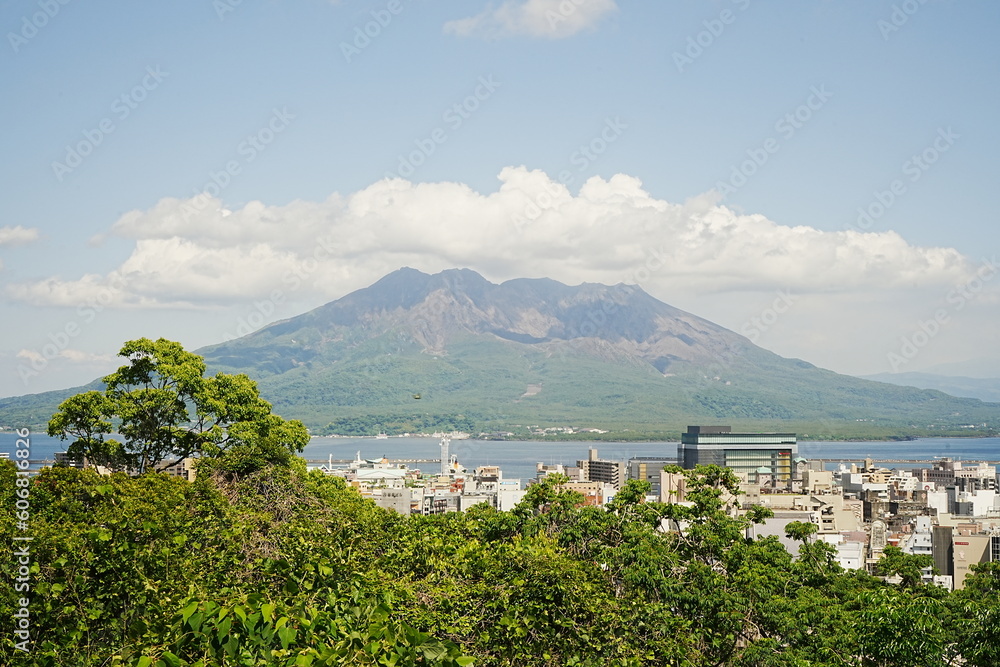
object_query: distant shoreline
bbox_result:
[310,433,998,443]
[4,430,996,444]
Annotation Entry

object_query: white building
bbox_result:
[900,516,934,557]
[954,489,999,517]
[888,470,919,493]
[926,490,950,517]
[834,540,866,570]
[955,462,997,489]
[842,472,889,497]
[498,488,527,511]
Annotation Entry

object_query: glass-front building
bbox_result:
[678,425,797,481]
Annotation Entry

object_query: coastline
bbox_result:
[310,432,996,443]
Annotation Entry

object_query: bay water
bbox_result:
[3,432,998,486]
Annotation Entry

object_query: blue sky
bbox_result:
[1,0,998,398]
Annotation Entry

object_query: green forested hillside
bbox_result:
[4,331,997,438]
[0,381,102,432]
[204,332,999,439]
[3,267,998,438]
[2,458,999,666]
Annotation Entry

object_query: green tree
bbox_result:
[875,545,936,588]
[784,520,818,543]
[952,561,1000,666]
[48,338,309,474]
[855,588,950,666]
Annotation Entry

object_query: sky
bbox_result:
[1,0,998,399]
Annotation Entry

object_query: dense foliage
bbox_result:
[4,457,1000,666]
[47,338,310,474]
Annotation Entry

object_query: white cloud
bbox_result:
[58,349,116,364]
[16,348,114,365]
[3,166,981,315]
[444,0,618,40]
[16,349,44,364]
[6,272,166,309]
[0,225,40,247]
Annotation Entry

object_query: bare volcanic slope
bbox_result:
[191,268,998,435]
[206,267,751,373]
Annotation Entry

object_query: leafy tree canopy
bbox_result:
[3,457,1000,666]
[47,338,309,474]
[875,545,937,589]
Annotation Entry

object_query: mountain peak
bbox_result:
[185,267,997,434]
[222,267,752,374]
[6,268,995,434]
[361,267,493,308]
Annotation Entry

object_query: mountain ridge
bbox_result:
[195,267,998,436]
[1,267,996,438]
[207,267,766,376]
[862,372,1000,404]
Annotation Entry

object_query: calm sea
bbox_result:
[3,432,998,485]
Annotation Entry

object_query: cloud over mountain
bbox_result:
[4,167,975,311]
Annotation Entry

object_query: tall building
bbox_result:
[678,425,797,482]
[953,533,1000,589]
[577,448,626,490]
[629,456,675,496]
[440,437,450,476]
